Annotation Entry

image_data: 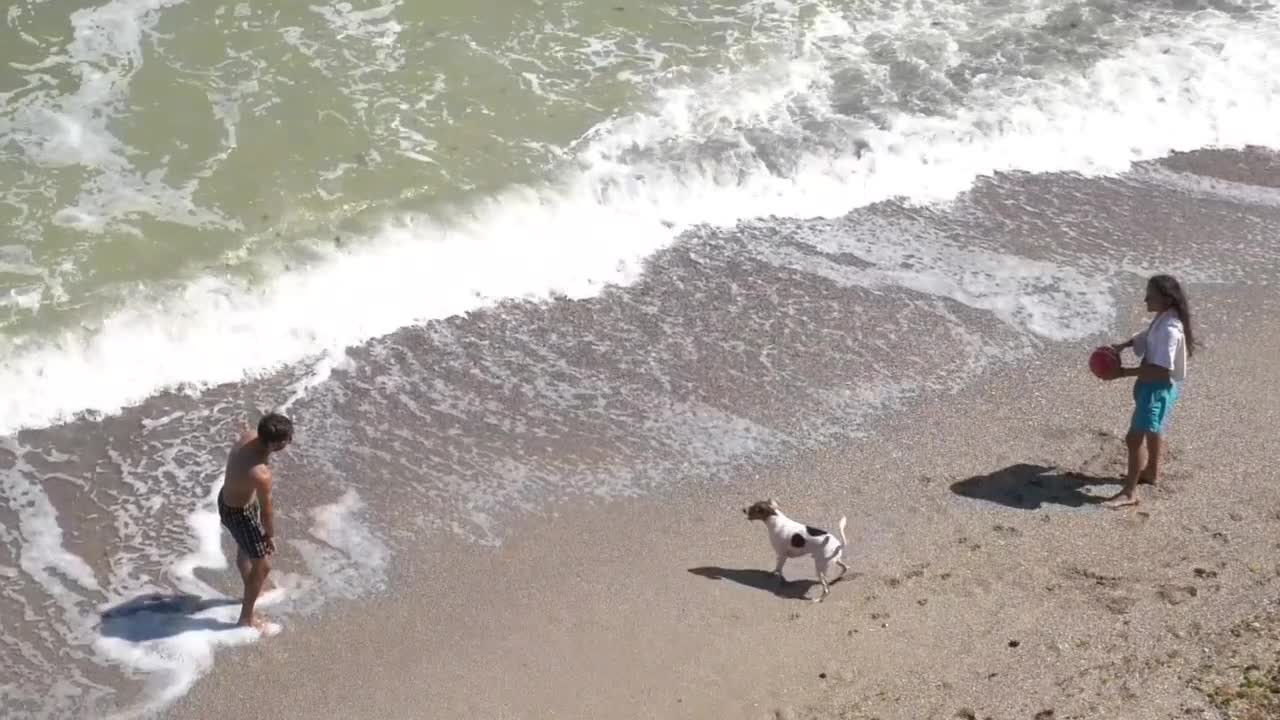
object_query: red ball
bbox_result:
[1089,346,1120,379]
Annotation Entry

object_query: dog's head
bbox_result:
[742,498,779,521]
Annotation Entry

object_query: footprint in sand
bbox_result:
[1104,595,1138,615]
[1156,584,1198,606]
[1060,565,1143,613]
[1063,565,1124,589]
[904,564,928,579]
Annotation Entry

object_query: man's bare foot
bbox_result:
[1102,493,1140,509]
[237,614,271,632]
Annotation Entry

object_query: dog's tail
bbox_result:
[837,515,848,549]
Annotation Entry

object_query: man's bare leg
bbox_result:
[235,547,252,586]
[237,557,272,630]
[1104,431,1143,509]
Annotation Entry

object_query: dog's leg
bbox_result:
[832,517,851,587]
[813,557,833,603]
[814,571,830,603]
[773,554,787,584]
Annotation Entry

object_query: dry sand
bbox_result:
[170,285,1280,720]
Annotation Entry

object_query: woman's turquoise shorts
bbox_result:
[1130,380,1179,434]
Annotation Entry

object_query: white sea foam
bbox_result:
[88,467,279,719]
[759,215,1116,342]
[284,489,389,608]
[84,484,386,717]
[0,245,41,277]
[0,418,296,719]
[4,0,236,235]
[93,590,284,720]
[0,439,101,606]
[0,438,107,713]
[1134,164,1280,210]
[2,8,1279,438]
[279,349,359,413]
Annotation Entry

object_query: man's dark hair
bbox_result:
[257,412,293,445]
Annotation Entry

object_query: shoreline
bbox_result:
[5,147,1279,719]
[169,283,1280,720]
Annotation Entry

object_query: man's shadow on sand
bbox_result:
[98,593,243,642]
[687,567,851,600]
[950,463,1120,509]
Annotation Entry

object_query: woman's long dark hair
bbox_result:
[1149,274,1196,357]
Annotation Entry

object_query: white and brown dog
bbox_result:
[743,498,849,602]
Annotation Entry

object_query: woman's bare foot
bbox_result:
[1102,492,1140,509]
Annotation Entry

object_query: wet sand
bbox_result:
[171,281,1280,720]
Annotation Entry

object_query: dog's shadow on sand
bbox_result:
[950,464,1119,509]
[687,567,848,600]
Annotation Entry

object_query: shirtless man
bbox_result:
[219,412,292,629]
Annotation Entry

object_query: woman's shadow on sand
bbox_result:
[98,593,243,642]
[950,463,1119,509]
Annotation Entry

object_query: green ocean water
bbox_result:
[0,0,793,337]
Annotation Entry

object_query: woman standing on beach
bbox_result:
[1104,275,1196,509]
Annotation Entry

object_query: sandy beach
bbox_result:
[166,280,1280,720]
[5,1,1280,717]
